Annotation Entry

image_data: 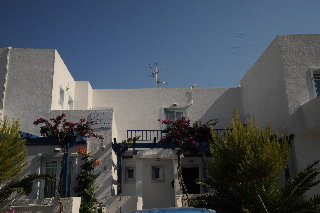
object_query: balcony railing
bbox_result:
[126,129,232,142]
[127,130,167,142]
[213,128,233,137]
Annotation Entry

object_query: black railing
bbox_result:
[127,129,232,142]
[213,129,233,137]
[127,130,167,142]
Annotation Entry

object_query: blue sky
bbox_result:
[1,0,320,89]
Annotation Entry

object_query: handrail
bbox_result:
[127,129,232,142]
[127,130,167,142]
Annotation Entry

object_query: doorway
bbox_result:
[182,167,200,194]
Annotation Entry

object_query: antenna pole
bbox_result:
[148,62,167,88]
[155,65,158,87]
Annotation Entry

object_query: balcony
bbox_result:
[126,130,167,142]
[126,129,231,143]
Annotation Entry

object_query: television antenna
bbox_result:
[148,62,168,87]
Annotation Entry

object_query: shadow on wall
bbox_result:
[289,96,320,175]
[93,142,113,202]
[199,88,242,128]
[15,154,42,200]
[106,195,138,213]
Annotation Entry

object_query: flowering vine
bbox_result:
[33,113,103,149]
[34,114,103,198]
[75,147,101,213]
[158,117,218,206]
[158,117,217,152]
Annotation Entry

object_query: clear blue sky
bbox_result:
[1,0,320,89]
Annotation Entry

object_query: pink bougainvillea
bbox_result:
[158,117,218,204]
[158,117,217,151]
[34,113,103,148]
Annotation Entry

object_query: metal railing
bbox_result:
[126,130,167,142]
[127,129,232,142]
[213,128,233,137]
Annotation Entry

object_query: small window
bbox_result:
[151,165,165,182]
[68,96,74,110]
[313,72,320,97]
[59,88,64,106]
[165,109,185,122]
[125,167,135,183]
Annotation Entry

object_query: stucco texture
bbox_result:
[93,87,242,141]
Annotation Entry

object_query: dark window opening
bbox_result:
[314,73,320,97]
[127,169,134,179]
[182,167,200,194]
[154,168,160,179]
[152,166,164,182]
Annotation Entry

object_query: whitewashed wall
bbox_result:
[278,35,320,115]
[276,35,320,178]
[2,48,55,117]
[240,37,290,131]
[290,97,320,169]
[0,48,133,212]
[92,87,242,141]
[74,81,93,110]
[241,35,320,194]
[51,51,76,110]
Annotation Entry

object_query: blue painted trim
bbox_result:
[21,131,40,138]
[112,141,210,151]
[25,137,86,145]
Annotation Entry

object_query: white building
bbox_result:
[0,34,319,212]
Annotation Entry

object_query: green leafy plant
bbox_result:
[209,111,289,186]
[0,117,52,203]
[75,147,101,213]
[191,111,320,212]
[0,174,54,203]
[0,118,26,185]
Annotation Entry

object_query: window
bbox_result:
[313,72,320,97]
[151,165,165,182]
[43,160,62,198]
[165,109,185,121]
[124,167,135,183]
[59,88,64,106]
[68,96,74,110]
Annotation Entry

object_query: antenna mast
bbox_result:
[149,62,168,87]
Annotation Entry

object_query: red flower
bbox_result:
[94,159,101,165]
[78,147,88,155]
